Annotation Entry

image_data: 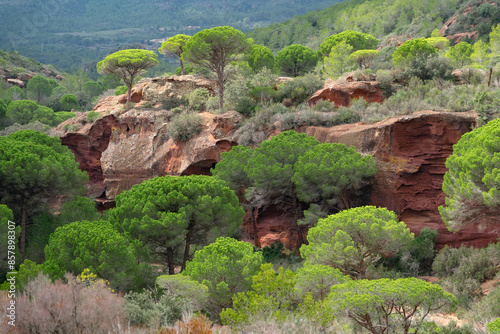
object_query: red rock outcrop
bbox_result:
[308,81,385,108]
[54,76,499,250]
[116,75,217,105]
[299,111,500,248]
[6,78,25,88]
[54,106,242,206]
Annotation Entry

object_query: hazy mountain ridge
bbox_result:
[0,0,341,71]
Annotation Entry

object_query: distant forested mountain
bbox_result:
[248,0,500,51]
[0,0,341,71]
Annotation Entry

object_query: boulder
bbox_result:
[308,81,385,107]
[7,78,25,88]
[116,75,217,105]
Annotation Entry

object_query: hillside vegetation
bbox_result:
[1,0,500,333]
[249,0,500,51]
[0,0,340,71]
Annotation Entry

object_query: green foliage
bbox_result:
[86,110,102,123]
[0,131,87,257]
[6,100,40,124]
[247,44,275,73]
[162,95,186,111]
[26,75,56,104]
[184,237,264,317]
[0,98,6,119]
[292,143,377,218]
[329,277,457,334]
[220,263,296,327]
[187,88,210,111]
[183,26,252,109]
[488,318,500,334]
[0,205,20,283]
[59,94,79,111]
[159,34,191,75]
[82,81,105,98]
[44,219,145,292]
[439,119,500,231]
[301,206,414,279]
[277,73,323,105]
[58,196,101,225]
[349,49,380,69]
[426,36,451,51]
[322,41,355,78]
[401,54,453,82]
[393,38,438,67]
[445,42,474,68]
[5,99,71,126]
[0,259,43,292]
[114,85,128,95]
[156,274,209,311]
[245,130,319,216]
[320,30,379,56]
[212,145,255,198]
[167,112,203,142]
[124,291,185,328]
[97,49,158,103]
[294,263,350,301]
[432,243,500,297]
[383,227,438,277]
[261,241,285,263]
[472,284,500,320]
[110,175,244,274]
[275,44,319,77]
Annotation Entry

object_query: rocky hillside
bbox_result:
[53,75,500,249]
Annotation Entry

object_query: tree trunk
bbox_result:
[166,247,175,275]
[293,194,305,249]
[126,84,132,103]
[488,67,493,87]
[20,204,27,260]
[181,229,192,271]
[180,60,185,75]
[218,68,224,110]
[251,207,260,248]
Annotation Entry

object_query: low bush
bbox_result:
[277,74,323,105]
[15,273,126,334]
[124,290,186,328]
[433,243,500,297]
[162,95,186,111]
[167,112,203,142]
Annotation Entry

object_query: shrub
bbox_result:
[0,121,51,136]
[277,74,323,105]
[15,273,125,334]
[114,85,128,95]
[162,95,186,110]
[187,88,210,111]
[167,112,203,142]
[432,243,500,296]
[124,290,186,328]
[156,274,209,312]
[235,96,257,116]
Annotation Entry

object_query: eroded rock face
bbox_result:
[115,75,217,105]
[308,81,385,107]
[54,107,241,206]
[300,111,500,248]
[55,75,497,250]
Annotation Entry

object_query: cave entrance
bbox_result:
[180,159,217,176]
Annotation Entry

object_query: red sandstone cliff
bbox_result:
[53,76,499,249]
